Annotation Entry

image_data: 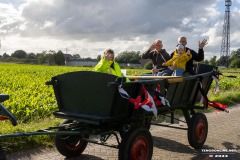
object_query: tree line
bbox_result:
[204,48,240,68]
[1,49,240,68]
[0,50,66,65]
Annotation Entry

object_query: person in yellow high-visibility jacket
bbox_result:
[93,48,130,82]
[162,44,192,76]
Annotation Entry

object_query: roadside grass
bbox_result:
[0,117,62,153]
[208,89,240,105]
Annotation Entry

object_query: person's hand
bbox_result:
[186,49,191,55]
[152,66,158,74]
[170,65,177,70]
[199,39,208,49]
[149,42,156,51]
[104,53,114,61]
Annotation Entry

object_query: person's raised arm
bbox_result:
[199,39,208,49]
[188,39,208,62]
[141,42,156,59]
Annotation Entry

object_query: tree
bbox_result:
[84,57,92,61]
[37,50,55,65]
[229,59,240,68]
[53,51,65,65]
[209,56,217,66]
[11,50,27,59]
[229,49,240,63]
[230,48,240,58]
[37,53,47,64]
[3,53,10,58]
[115,51,141,64]
[217,55,229,66]
[27,53,37,59]
[97,55,101,61]
[45,51,55,65]
[203,59,209,65]
[46,54,54,65]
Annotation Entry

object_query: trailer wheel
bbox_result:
[188,113,208,149]
[55,120,89,158]
[119,127,153,160]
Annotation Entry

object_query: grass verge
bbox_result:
[0,117,62,154]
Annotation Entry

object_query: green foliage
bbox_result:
[26,53,37,59]
[209,56,217,66]
[217,55,229,66]
[97,55,101,61]
[208,69,240,104]
[11,50,27,59]
[3,53,10,58]
[0,63,92,123]
[115,51,141,64]
[214,48,240,67]
[53,51,65,65]
[127,68,150,75]
[229,59,240,68]
[203,60,209,65]
[230,48,240,60]
[144,61,153,69]
[0,117,61,153]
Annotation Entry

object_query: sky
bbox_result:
[0,0,240,60]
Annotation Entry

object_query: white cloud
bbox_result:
[1,0,240,60]
[0,3,19,18]
[40,20,55,29]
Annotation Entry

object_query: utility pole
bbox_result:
[220,0,231,67]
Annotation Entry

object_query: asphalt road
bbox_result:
[6,104,240,160]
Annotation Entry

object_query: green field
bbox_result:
[0,63,239,122]
[0,63,92,123]
[0,63,151,123]
[0,63,239,153]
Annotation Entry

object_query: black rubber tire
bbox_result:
[55,120,89,158]
[0,147,6,160]
[119,127,153,160]
[188,113,208,149]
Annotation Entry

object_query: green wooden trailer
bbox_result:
[0,64,223,160]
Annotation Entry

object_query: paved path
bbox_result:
[6,105,240,160]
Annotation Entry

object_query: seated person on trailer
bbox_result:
[93,48,130,81]
[141,39,171,75]
[174,36,208,75]
[161,44,192,76]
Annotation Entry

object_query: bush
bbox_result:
[229,59,240,68]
